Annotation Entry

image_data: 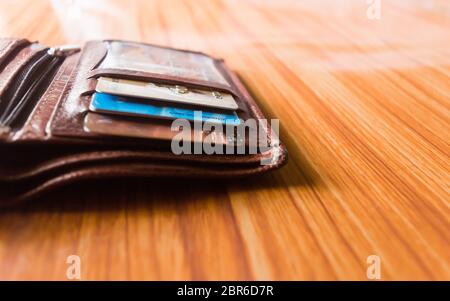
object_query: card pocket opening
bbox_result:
[0,49,49,123]
[87,40,243,98]
[0,48,68,131]
[0,43,46,97]
[0,38,32,72]
[87,68,240,97]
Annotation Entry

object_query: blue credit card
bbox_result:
[90,92,241,125]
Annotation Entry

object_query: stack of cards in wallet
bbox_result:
[89,92,240,125]
[85,75,243,145]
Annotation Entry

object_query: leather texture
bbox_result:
[0,38,288,207]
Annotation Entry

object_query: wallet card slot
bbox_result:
[88,40,241,97]
[0,43,46,99]
[48,41,113,139]
[4,56,65,129]
[0,48,64,129]
[0,45,81,131]
[0,38,31,72]
[88,68,239,97]
[0,49,49,121]
[12,52,81,141]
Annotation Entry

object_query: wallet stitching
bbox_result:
[49,42,98,135]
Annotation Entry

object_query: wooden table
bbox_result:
[0,0,448,280]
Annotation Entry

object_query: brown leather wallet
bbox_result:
[0,38,287,206]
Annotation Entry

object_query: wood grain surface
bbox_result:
[0,0,449,280]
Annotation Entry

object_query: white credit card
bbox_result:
[95,77,239,111]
